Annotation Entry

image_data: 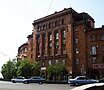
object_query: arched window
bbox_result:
[55,21,58,27]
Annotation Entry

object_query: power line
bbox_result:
[47,0,54,14]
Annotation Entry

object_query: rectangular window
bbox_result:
[92,57,96,64]
[76,48,79,54]
[62,49,66,54]
[76,59,79,65]
[49,60,52,65]
[42,61,45,66]
[75,28,78,31]
[55,59,58,64]
[63,30,66,38]
[56,33,58,39]
[91,46,97,55]
[75,39,78,44]
[101,46,104,51]
[101,34,104,40]
[24,48,27,52]
[63,39,66,44]
[55,50,58,56]
[91,34,96,41]
[49,50,52,56]
[49,42,52,48]
[62,59,65,64]
[50,34,52,41]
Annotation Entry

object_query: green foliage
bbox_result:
[47,62,66,76]
[1,58,41,80]
[16,58,40,78]
[1,60,16,80]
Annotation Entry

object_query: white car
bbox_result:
[68,76,98,85]
[11,76,25,83]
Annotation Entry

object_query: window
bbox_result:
[43,24,46,30]
[55,59,58,64]
[49,42,52,48]
[52,22,55,27]
[55,21,58,27]
[62,59,65,64]
[101,34,104,40]
[59,20,61,25]
[42,61,45,66]
[24,48,27,52]
[49,23,51,29]
[36,35,40,44]
[42,33,46,42]
[55,50,58,56]
[55,32,58,39]
[92,57,96,64]
[90,34,96,41]
[49,32,52,41]
[49,60,52,65]
[56,41,59,47]
[91,46,97,55]
[75,39,79,44]
[37,26,39,31]
[62,49,66,54]
[63,39,66,44]
[76,48,79,54]
[37,52,40,57]
[101,46,104,51]
[75,28,78,31]
[76,59,79,65]
[62,19,64,25]
[62,30,66,38]
[49,50,52,56]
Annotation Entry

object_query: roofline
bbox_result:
[18,43,28,50]
[33,7,78,25]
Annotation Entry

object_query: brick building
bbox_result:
[18,8,104,79]
[18,43,28,60]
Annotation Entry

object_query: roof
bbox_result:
[32,7,78,25]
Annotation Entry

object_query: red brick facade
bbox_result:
[18,8,104,79]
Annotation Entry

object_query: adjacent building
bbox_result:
[18,8,104,79]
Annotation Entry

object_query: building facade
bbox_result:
[18,43,28,61]
[18,8,104,79]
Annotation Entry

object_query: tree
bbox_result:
[16,58,40,78]
[47,62,66,81]
[1,60,16,80]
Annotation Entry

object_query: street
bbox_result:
[0,81,76,90]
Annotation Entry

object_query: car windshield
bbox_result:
[75,76,88,80]
[16,77,25,79]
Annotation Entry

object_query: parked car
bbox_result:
[68,76,99,85]
[99,78,104,83]
[11,76,26,83]
[23,76,45,84]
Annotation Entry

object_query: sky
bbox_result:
[0,0,104,77]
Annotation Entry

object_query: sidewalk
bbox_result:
[71,83,104,90]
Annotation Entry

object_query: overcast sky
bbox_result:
[0,0,104,77]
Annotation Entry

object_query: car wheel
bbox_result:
[23,81,29,84]
[39,81,42,84]
[75,82,79,86]
[12,81,16,83]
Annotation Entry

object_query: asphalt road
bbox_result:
[0,81,76,90]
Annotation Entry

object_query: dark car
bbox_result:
[23,76,45,84]
[11,76,25,83]
[99,78,104,83]
[68,76,99,85]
